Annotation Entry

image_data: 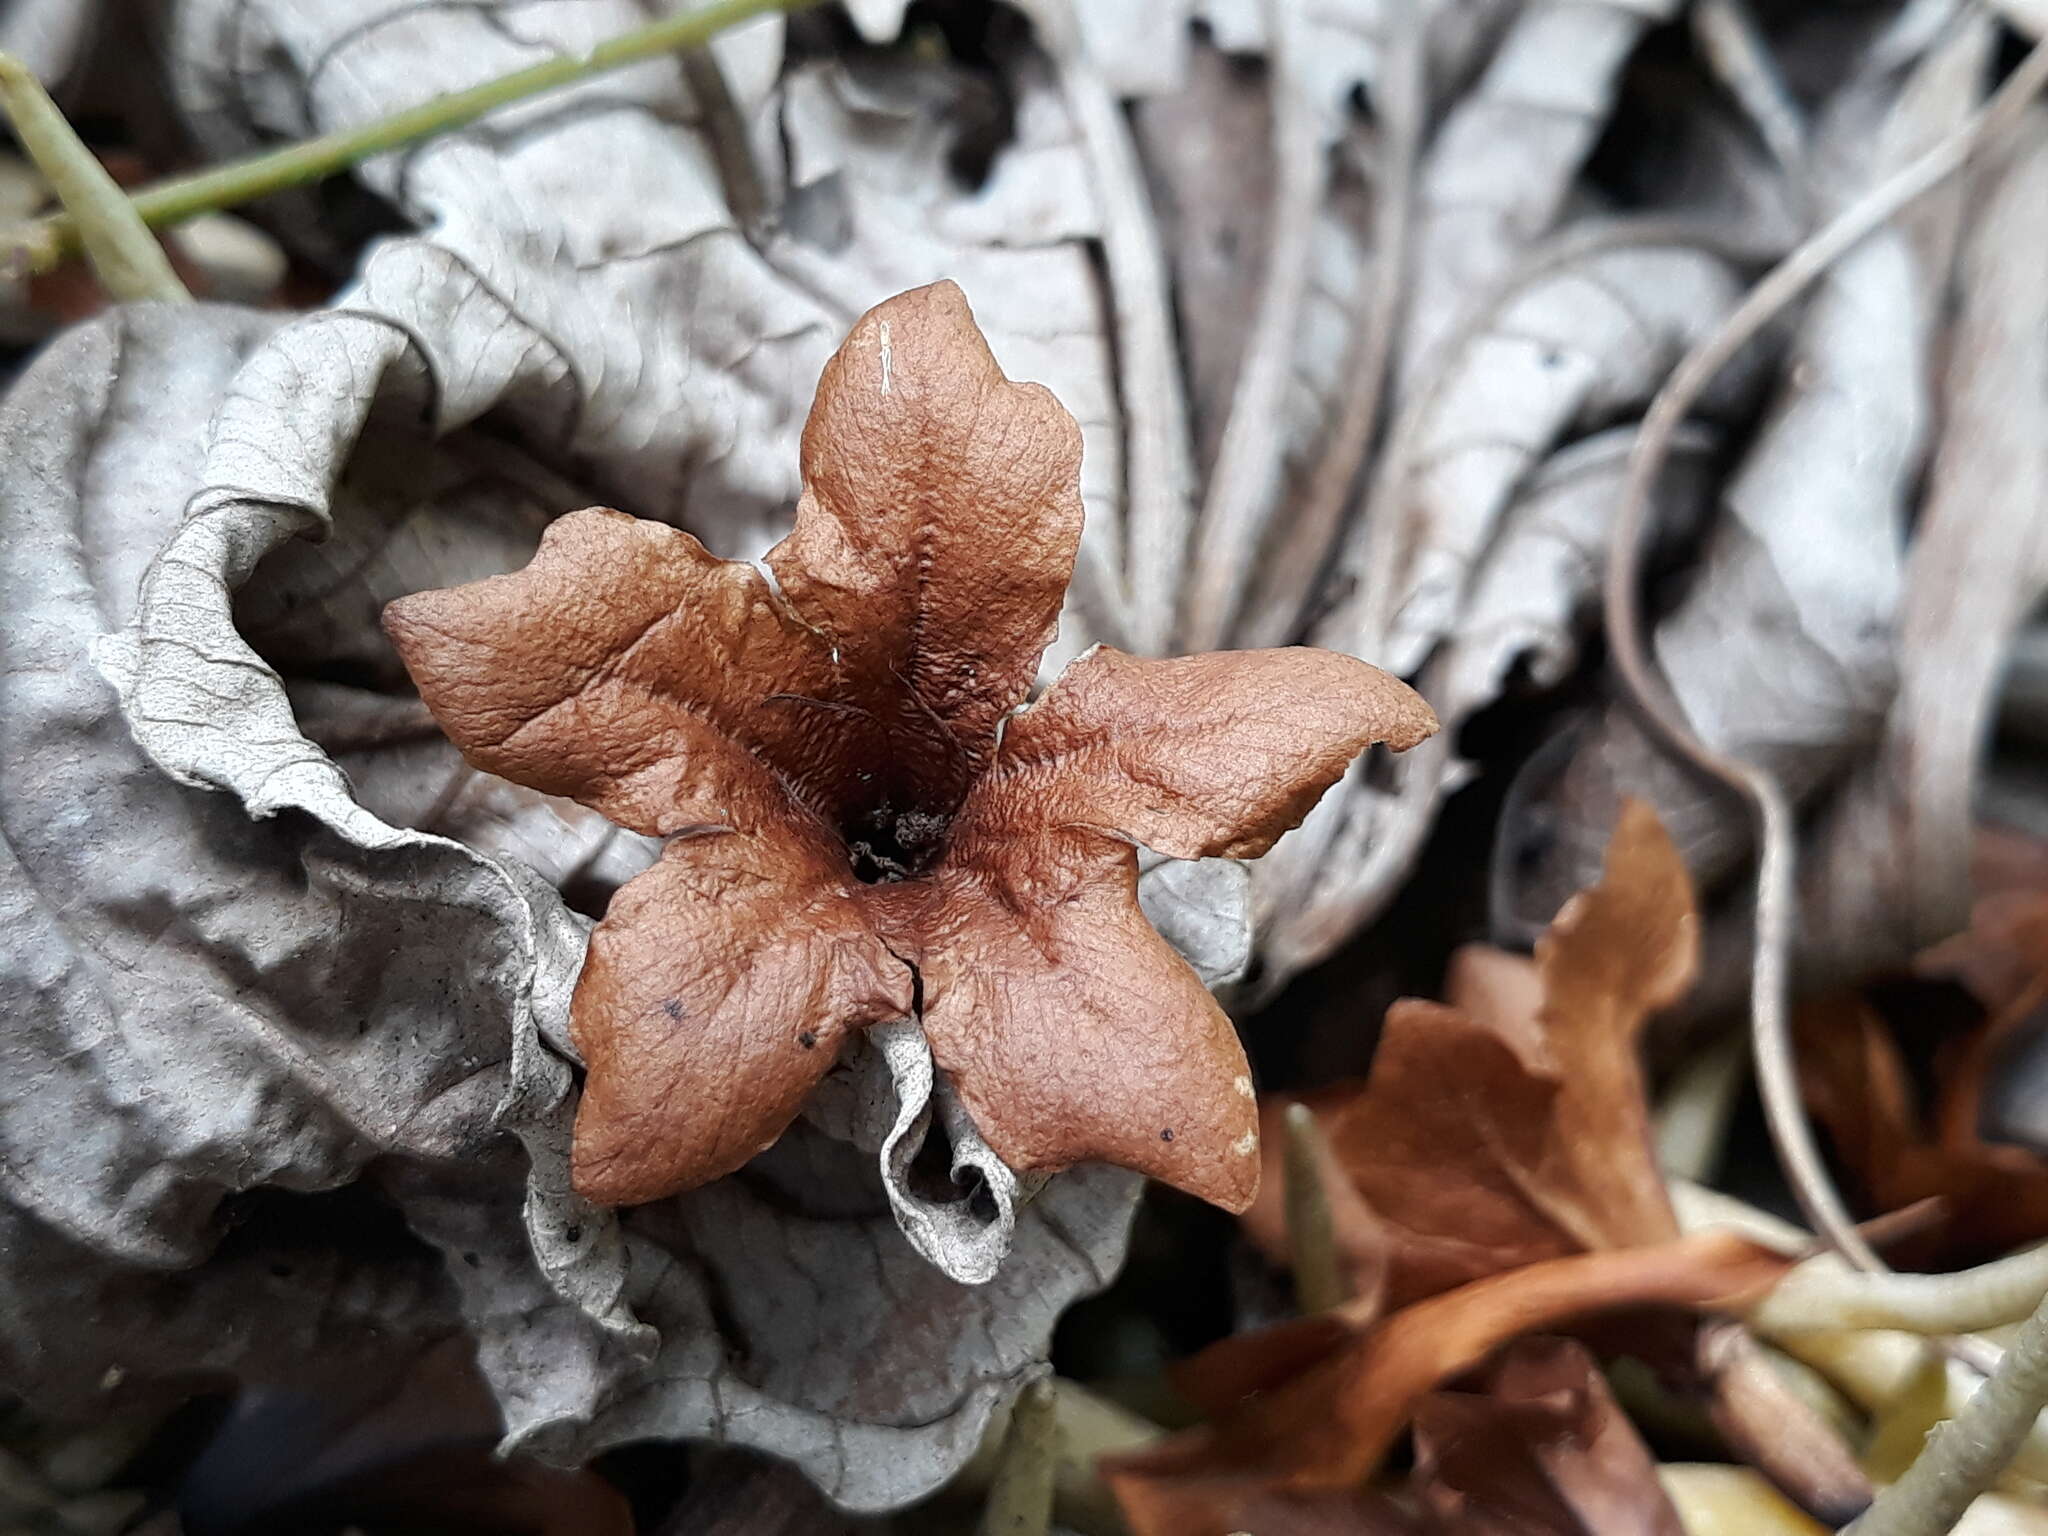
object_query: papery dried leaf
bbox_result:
[1331,238,1751,677]
[1261,243,1755,982]
[1400,0,1685,376]
[1411,1336,1684,1536]
[1805,110,2048,982]
[1433,424,1720,729]
[1107,1230,1787,1529]
[2,303,529,1267]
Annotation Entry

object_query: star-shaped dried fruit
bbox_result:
[382,281,1436,1213]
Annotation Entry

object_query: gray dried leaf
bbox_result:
[1492,44,1967,930]
[1247,239,1756,980]
[168,0,1120,641]
[1322,240,1751,679]
[1805,111,2048,982]
[1434,423,1720,730]
[1399,0,1685,380]
[0,287,1150,1513]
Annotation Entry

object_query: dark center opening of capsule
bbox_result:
[846,804,949,884]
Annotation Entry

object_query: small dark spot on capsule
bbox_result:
[462,1251,480,1268]
[1160,1128,1174,1142]
[798,1031,817,1049]
[564,1225,582,1244]
[660,998,683,1021]
[270,1263,294,1279]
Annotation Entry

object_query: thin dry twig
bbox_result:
[1601,28,2048,1281]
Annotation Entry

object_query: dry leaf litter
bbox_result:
[4,1,2048,1534]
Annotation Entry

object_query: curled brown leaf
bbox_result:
[1106,1231,1787,1536]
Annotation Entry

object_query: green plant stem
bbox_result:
[1845,1286,2048,1536]
[0,53,189,298]
[1284,1102,1345,1314]
[1,0,813,275]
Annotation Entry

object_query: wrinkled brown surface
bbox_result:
[981,645,1437,861]
[873,829,1264,1211]
[1106,1231,1787,1536]
[570,828,914,1205]
[384,281,1437,1211]
[1411,1337,1684,1536]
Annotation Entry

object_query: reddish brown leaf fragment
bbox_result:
[1796,991,2048,1263]
[1110,1230,1785,1521]
[1321,800,1695,1305]
[1411,1337,1684,1536]
[1328,999,1579,1307]
[1524,798,1697,1246]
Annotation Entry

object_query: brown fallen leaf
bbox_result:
[1109,805,1868,1534]
[1248,799,1697,1309]
[1410,1336,1683,1536]
[1797,974,2048,1265]
[1105,1230,1786,1536]
[383,280,1437,1213]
